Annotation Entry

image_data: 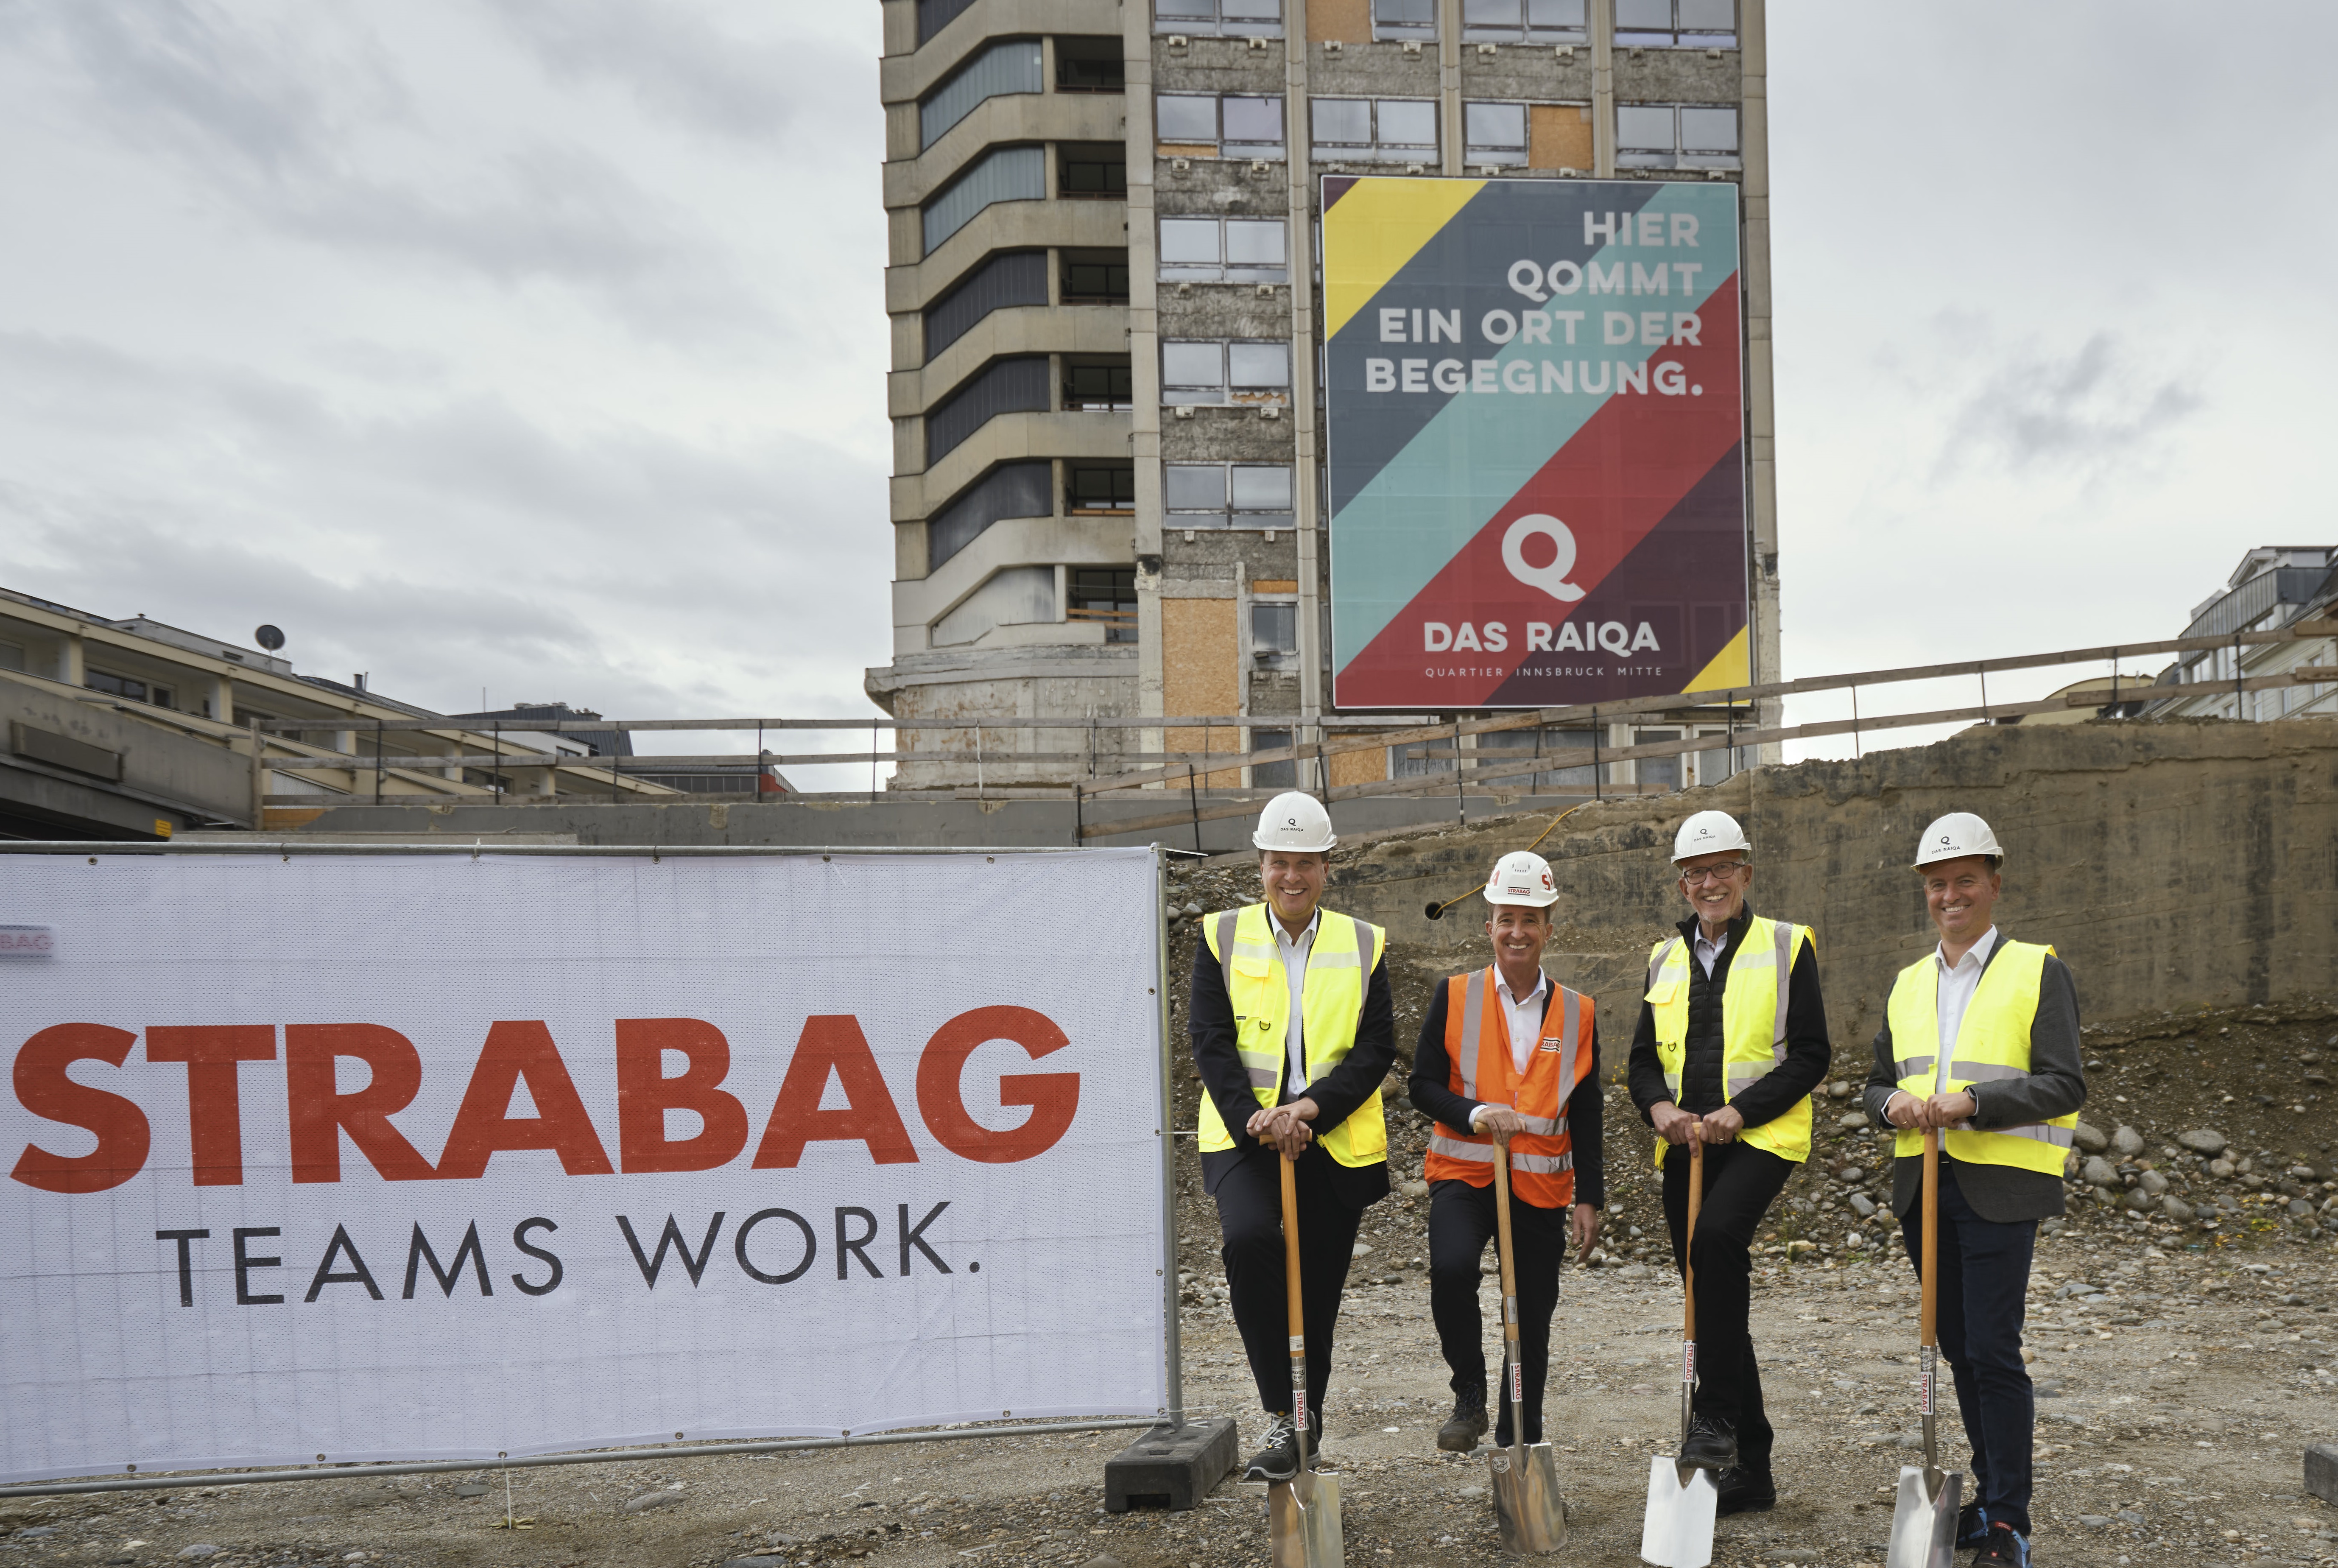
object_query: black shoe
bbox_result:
[1677,1414,1737,1472]
[1714,1465,1774,1516]
[1956,1503,1990,1551]
[1436,1397,1489,1453]
[1242,1415,1321,1482]
[1970,1525,2031,1568]
[1244,1414,1299,1481]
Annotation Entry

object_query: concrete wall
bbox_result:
[1324,717,2338,1045]
[0,676,255,836]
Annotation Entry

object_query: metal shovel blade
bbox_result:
[1883,1465,1963,1568]
[1638,1456,1717,1568]
[1489,1442,1567,1555]
[1268,1470,1344,1568]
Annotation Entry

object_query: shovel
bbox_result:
[1640,1135,1717,1568]
[1268,1152,1343,1568]
[1885,1127,1964,1568]
[1488,1138,1567,1554]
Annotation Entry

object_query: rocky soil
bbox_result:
[6,865,2337,1568]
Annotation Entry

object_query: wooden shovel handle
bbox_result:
[1492,1141,1520,1305]
[1920,1126,1939,1348]
[1683,1137,1702,1343]
[1280,1152,1304,1339]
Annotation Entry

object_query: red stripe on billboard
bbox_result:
[1336,274,1744,708]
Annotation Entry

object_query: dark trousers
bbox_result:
[1429,1178,1567,1445]
[1212,1144,1366,1427]
[1897,1163,2037,1537]
[1660,1140,1793,1471]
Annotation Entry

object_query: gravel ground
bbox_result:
[7,872,2337,1568]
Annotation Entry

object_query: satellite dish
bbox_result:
[253,625,285,651]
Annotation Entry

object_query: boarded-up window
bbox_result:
[1528,103,1594,170]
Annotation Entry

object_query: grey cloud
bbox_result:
[1935,333,2204,478]
[481,0,868,144]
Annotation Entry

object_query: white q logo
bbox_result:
[1502,514,1585,602]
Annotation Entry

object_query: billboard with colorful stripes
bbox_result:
[1324,176,1750,710]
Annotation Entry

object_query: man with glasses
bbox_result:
[1628,809,1831,1515]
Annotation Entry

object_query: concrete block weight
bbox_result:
[1103,1415,1239,1512]
[2307,1442,2338,1505]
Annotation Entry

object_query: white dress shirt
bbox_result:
[1272,910,1320,1096]
[1692,925,1730,978]
[1468,965,1550,1129]
[1886,925,1999,1120]
[1932,925,2000,1091]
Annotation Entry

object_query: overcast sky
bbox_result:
[1,2,2330,779]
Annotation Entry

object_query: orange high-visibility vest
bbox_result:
[1424,968,1592,1208]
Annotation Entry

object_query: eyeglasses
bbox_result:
[1677,863,1746,885]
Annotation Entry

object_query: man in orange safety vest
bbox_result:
[1409,850,1604,1453]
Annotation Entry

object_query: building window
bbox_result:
[1310,98,1439,163]
[1616,103,1740,168]
[926,357,1051,463]
[1389,737,1455,780]
[1063,357,1134,411]
[916,0,980,47]
[1478,726,1604,789]
[1372,0,1437,40]
[1464,102,1529,166]
[1155,93,1285,157]
[1068,568,1138,643]
[919,41,1043,149]
[1161,342,1291,405]
[1159,217,1288,283]
[1633,728,1682,791]
[1054,36,1124,91]
[86,669,175,709]
[1060,249,1131,302]
[1615,0,1736,49]
[0,639,24,672]
[1058,143,1128,198]
[922,146,1045,255]
[1067,462,1135,512]
[932,565,1057,648]
[1250,726,1296,787]
[924,251,1049,359]
[1251,601,1299,664]
[1154,0,1284,38]
[1461,0,1587,43]
[927,461,1053,571]
[1165,463,1294,526]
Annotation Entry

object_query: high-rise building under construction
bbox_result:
[867,0,1778,796]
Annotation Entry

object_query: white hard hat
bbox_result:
[1671,809,1750,863]
[1912,811,2005,869]
[1253,791,1337,853]
[1482,850,1559,909]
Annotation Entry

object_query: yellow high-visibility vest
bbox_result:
[1885,938,2076,1174]
[1644,915,1816,1168]
[1198,903,1388,1167]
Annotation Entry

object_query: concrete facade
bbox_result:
[867,0,1782,790]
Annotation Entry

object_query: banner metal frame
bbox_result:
[0,842,1184,1498]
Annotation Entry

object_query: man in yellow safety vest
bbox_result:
[1192,791,1396,1482]
[1865,812,2084,1568]
[1627,808,1832,1514]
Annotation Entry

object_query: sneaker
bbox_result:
[1436,1397,1489,1454]
[1677,1414,1737,1472]
[1956,1502,1991,1551]
[1713,1465,1775,1516]
[1244,1415,1300,1481]
[1970,1524,2030,1568]
[1242,1415,1321,1482]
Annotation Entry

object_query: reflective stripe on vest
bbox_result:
[1425,967,1590,1207]
[1884,938,2077,1175]
[1197,903,1389,1167]
[1645,915,1816,1168]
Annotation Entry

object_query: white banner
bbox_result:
[0,848,1168,1484]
